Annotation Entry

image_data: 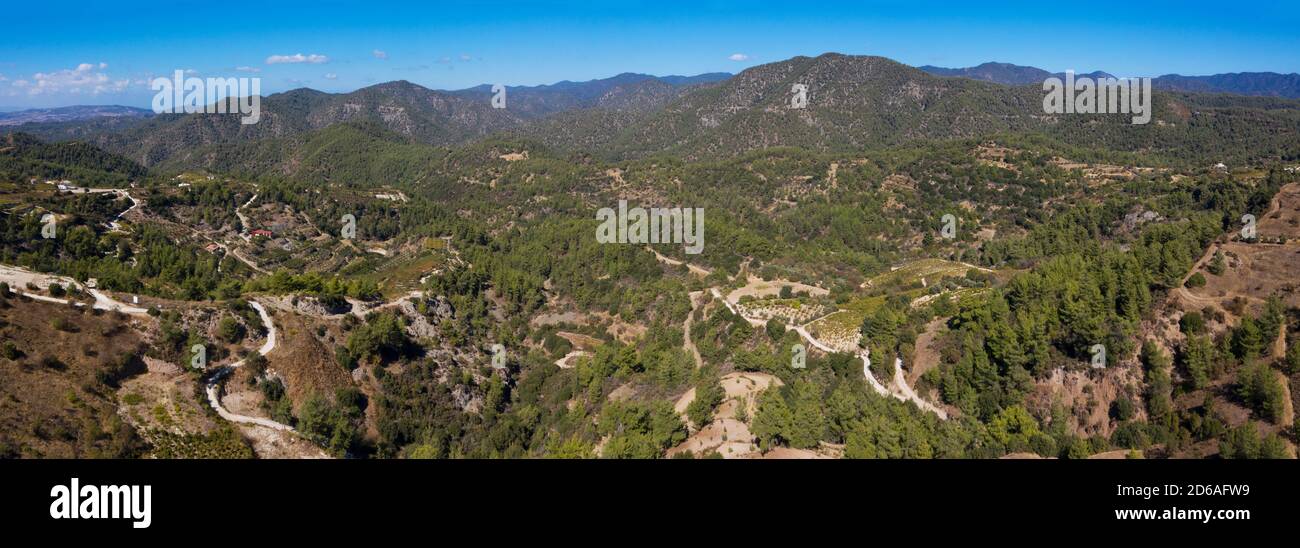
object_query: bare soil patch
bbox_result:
[667,372,782,458]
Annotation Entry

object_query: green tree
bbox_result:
[765,318,786,341]
[217,316,245,343]
[1179,311,1205,336]
[734,396,749,423]
[751,388,793,451]
[1220,424,1263,459]
[1207,251,1225,276]
[1141,341,1173,421]
[686,368,724,429]
[345,313,410,363]
[1231,317,1265,361]
[788,380,826,449]
[1180,335,1213,389]
[547,437,593,459]
[1285,337,1300,375]
[1237,362,1286,423]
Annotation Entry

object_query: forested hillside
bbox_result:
[2,52,1298,460]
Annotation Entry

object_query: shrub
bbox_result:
[217,316,245,343]
[1179,311,1205,335]
[51,317,78,332]
[245,353,267,377]
[1,342,20,360]
[39,355,66,370]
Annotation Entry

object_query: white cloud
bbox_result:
[12,62,127,96]
[266,53,329,65]
[436,56,452,64]
[235,66,262,73]
[184,69,199,75]
[372,49,388,60]
[459,54,473,62]
[728,53,750,62]
[323,73,338,80]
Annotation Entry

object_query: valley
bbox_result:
[2,52,1298,461]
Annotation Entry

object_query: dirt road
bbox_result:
[683,290,705,368]
[891,356,949,419]
[204,301,296,432]
[644,249,948,419]
[0,264,149,315]
[648,246,712,277]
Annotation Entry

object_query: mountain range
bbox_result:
[921,62,1300,98]
[447,72,730,117]
[8,54,1300,172]
[920,62,1115,85]
[9,59,1297,137]
[0,105,153,126]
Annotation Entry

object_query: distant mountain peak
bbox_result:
[454,71,730,93]
[443,71,731,118]
[0,105,153,126]
[921,62,1299,98]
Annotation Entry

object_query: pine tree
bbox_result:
[788,380,826,449]
[1237,362,1287,424]
[1232,317,1265,360]
[751,388,793,451]
[825,380,862,443]
[1181,335,1213,389]
[1141,341,1173,421]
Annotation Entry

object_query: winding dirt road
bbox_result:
[85,188,139,232]
[1174,185,1290,311]
[891,356,949,419]
[4,259,313,434]
[859,349,894,398]
[664,250,948,419]
[235,192,258,241]
[204,301,296,432]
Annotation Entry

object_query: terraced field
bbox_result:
[804,259,999,353]
[861,258,990,291]
[341,237,462,298]
[804,296,884,352]
[733,297,829,325]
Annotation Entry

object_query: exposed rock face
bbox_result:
[285,295,352,316]
[397,296,452,340]
[142,355,180,374]
[1119,208,1164,235]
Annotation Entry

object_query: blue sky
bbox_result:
[3,0,1298,108]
